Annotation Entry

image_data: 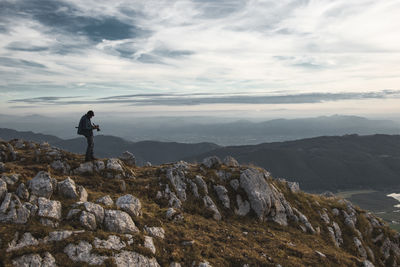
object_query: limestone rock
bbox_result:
[0,192,12,214]
[293,208,316,234]
[16,183,29,201]
[166,208,177,220]
[96,195,114,207]
[166,167,187,201]
[51,160,70,174]
[119,151,136,166]
[48,230,74,241]
[239,168,293,225]
[104,210,139,234]
[64,241,108,265]
[107,158,124,171]
[38,197,62,220]
[80,211,97,230]
[7,143,17,161]
[58,177,78,199]
[144,236,156,254]
[0,179,6,201]
[77,186,88,202]
[1,173,19,185]
[229,179,239,191]
[195,175,208,194]
[93,235,126,250]
[287,181,300,193]
[203,195,221,220]
[116,194,142,217]
[202,156,222,168]
[144,226,165,239]
[84,202,105,223]
[223,156,239,167]
[42,252,57,267]
[319,210,330,224]
[94,160,105,172]
[28,171,56,198]
[354,237,367,259]
[7,232,39,252]
[188,180,199,198]
[363,260,375,267]
[214,185,230,209]
[40,218,59,228]
[12,254,43,267]
[235,195,250,216]
[114,251,160,267]
[76,162,94,174]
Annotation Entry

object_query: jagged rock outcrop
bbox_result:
[64,241,108,265]
[96,195,114,206]
[119,151,136,166]
[223,156,239,167]
[114,251,160,267]
[202,156,222,168]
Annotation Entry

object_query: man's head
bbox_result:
[87,110,94,118]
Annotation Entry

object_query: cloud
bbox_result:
[9,90,400,107]
[0,57,46,69]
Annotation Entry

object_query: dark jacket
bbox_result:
[78,114,93,137]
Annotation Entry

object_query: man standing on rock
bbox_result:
[77,110,100,162]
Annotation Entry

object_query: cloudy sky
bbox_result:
[0,0,399,118]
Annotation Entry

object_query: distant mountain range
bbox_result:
[2,128,400,192]
[1,114,400,145]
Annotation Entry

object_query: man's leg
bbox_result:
[85,135,94,161]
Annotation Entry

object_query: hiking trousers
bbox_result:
[85,135,94,161]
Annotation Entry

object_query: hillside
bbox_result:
[188,134,400,191]
[0,139,399,266]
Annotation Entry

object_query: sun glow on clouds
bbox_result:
[0,0,400,116]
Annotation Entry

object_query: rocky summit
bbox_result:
[0,139,399,267]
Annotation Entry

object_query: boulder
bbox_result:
[48,230,73,242]
[116,194,142,217]
[223,156,239,167]
[166,167,187,201]
[214,185,230,209]
[293,208,316,234]
[64,241,108,265]
[195,175,208,194]
[84,202,105,223]
[76,162,94,174]
[37,197,62,220]
[77,186,88,202]
[28,171,56,198]
[166,208,177,220]
[354,237,367,259]
[16,183,29,201]
[1,174,19,185]
[119,151,136,166]
[188,180,200,198]
[144,226,165,239]
[287,181,300,193]
[203,195,221,220]
[114,251,160,267]
[94,160,105,172]
[7,143,17,161]
[239,168,292,225]
[58,177,79,199]
[12,254,43,267]
[93,235,126,250]
[235,195,250,216]
[107,158,124,171]
[96,195,114,207]
[319,210,330,224]
[51,160,70,174]
[7,232,39,252]
[80,211,97,230]
[104,210,139,234]
[144,236,156,254]
[202,156,222,168]
[0,179,6,201]
[42,252,57,267]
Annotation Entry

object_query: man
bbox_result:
[77,110,99,161]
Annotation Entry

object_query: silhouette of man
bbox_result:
[78,110,99,161]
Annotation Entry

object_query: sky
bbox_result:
[0,0,400,118]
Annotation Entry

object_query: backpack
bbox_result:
[77,115,86,135]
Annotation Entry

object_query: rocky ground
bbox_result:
[0,139,399,266]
